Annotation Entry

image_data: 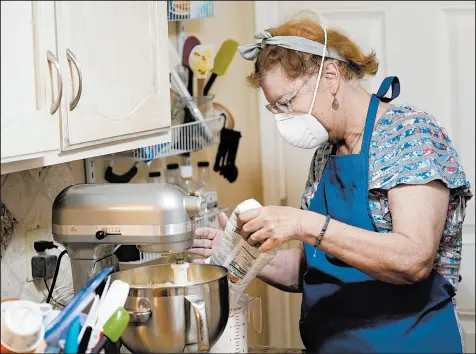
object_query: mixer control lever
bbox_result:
[95,230,121,240]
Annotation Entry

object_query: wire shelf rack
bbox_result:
[117,115,225,162]
[167,1,215,21]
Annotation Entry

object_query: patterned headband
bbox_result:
[237,30,347,62]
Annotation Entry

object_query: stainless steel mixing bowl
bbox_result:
[111,263,229,353]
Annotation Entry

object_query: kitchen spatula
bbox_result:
[91,308,130,354]
[189,44,215,96]
[168,39,213,142]
[203,39,239,96]
[96,280,129,329]
[182,36,200,95]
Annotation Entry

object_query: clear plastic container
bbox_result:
[194,95,215,118]
[165,163,182,186]
[179,165,199,196]
[209,294,262,353]
[196,161,218,228]
[172,95,216,125]
[148,171,162,184]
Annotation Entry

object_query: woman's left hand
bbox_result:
[237,206,304,252]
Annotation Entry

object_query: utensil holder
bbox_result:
[172,95,216,125]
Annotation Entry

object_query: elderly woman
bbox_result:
[188,15,472,353]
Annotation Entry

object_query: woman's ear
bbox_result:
[323,61,340,95]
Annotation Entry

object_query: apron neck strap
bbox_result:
[375,76,400,103]
[360,76,400,154]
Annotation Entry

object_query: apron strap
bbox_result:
[360,76,400,155]
[375,76,400,103]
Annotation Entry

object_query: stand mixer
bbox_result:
[52,183,205,292]
[52,183,230,353]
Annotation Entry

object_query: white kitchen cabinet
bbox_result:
[1,0,171,170]
[1,1,60,162]
[55,1,170,150]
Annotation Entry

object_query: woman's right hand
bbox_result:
[186,212,228,263]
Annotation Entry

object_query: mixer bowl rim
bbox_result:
[112,263,229,289]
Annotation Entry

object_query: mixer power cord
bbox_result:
[33,241,69,305]
[46,249,68,304]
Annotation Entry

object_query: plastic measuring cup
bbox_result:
[209,294,262,353]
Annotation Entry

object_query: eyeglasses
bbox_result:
[265,72,316,114]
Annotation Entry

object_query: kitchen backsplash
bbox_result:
[0,162,84,302]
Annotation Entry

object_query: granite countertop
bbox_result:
[249,345,305,353]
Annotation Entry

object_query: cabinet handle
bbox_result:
[46,50,63,115]
[66,49,82,111]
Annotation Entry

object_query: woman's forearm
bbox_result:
[299,210,436,285]
[257,246,305,293]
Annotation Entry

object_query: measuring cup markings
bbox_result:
[209,294,262,353]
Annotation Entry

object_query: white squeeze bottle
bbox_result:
[206,199,278,305]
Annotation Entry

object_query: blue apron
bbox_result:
[300,77,462,353]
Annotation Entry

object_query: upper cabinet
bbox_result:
[55,1,170,150]
[1,1,171,169]
[1,1,60,161]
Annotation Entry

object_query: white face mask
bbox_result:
[274,27,329,149]
[274,112,329,149]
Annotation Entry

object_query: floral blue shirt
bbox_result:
[301,104,473,291]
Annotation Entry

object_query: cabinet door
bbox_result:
[1,1,60,162]
[55,1,171,150]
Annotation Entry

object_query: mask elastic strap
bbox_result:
[308,26,327,115]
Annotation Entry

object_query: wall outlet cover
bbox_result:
[31,254,57,280]
[25,228,52,282]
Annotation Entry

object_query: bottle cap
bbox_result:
[148,171,161,178]
[167,163,179,170]
[197,161,210,167]
[236,199,262,214]
[180,165,193,179]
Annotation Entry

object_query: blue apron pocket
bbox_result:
[326,188,357,221]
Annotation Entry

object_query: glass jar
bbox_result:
[194,95,215,118]
[165,163,182,186]
[148,171,162,183]
[171,95,216,126]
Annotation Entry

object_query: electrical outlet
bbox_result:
[25,228,52,282]
[32,254,57,280]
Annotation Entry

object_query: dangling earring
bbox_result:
[332,92,339,110]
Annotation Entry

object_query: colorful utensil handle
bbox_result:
[187,68,193,95]
[197,78,205,97]
[90,336,108,354]
[203,73,217,96]
[64,316,81,354]
[77,326,92,354]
